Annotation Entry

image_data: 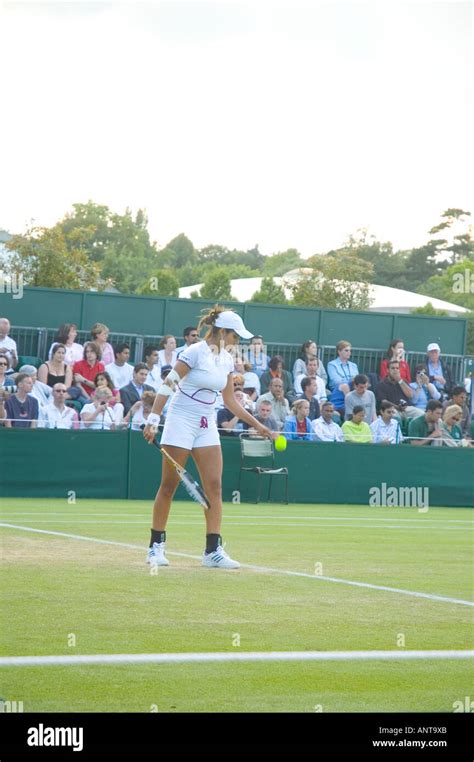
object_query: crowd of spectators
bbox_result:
[0,317,472,447]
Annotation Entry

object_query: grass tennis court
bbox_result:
[1,498,473,713]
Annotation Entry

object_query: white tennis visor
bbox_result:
[214,311,254,339]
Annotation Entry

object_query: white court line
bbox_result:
[1,522,473,608]
[1,512,472,524]
[0,519,468,531]
[0,650,472,668]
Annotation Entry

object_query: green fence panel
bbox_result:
[393,314,467,354]
[3,286,468,354]
[1,430,472,508]
[242,303,321,344]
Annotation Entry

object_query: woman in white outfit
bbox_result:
[143,306,275,569]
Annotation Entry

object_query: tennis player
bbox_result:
[143,306,275,569]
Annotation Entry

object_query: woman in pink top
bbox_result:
[91,323,115,367]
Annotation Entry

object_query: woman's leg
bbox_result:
[152,446,190,530]
[191,445,223,534]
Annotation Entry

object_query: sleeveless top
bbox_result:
[46,362,66,388]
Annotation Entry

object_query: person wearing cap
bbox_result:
[143,305,276,569]
[426,343,454,398]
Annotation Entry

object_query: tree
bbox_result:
[138,269,180,297]
[199,267,232,300]
[2,225,102,290]
[165,233,197,268]
[428,208,473,264]
[417,260,474,311]
[410,303,448,316]
[251,277,288,304]
[290,254,373,310]
[262,249,303,277]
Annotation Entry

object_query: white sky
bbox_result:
[0,0,472,257]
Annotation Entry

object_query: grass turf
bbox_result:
[0,498,473,712]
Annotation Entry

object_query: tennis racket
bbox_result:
[143,428,210,510]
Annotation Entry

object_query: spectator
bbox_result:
[407,400,444,446]
[157,365,173,421]
[91,371,121,405]
[72,342,105,398]
[292,340,328,385]
[233,357,260,399]
[426,343,454,398]
[439,405,466,447]
[0,318,18,371]
[217,388,253,436]
[342,405,373,443]
[260,355,295,403]
[119,363,154,415]
[344,374,376,422]
[158,334,177,368]
[311,401,344,442]
[176,326,200,358]
[143,345,162,391]
[247,335,270,378]
[297,377,321,421]
[47,323,84,366]
[409,364,441,410]
[380,339,411,382]
[105,343,134,389]
[123,391,157,430]
[327,340,359,416]
[375,360,421,420]
[443,386,470,435]
[39,383,80,430]
[80,387,124,431]
[38,343,73,389]
[3,373,39,428]
[256,378,290,431]
[370,400,404,444]
[294,357,327,399]
[283,399,313,441]
[18,365,52,409]
[250,399,279,433]
[90,323,115,366]
[0,355,16,390]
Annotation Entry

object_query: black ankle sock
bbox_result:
[205,533,221,554]
[150,529,166,547]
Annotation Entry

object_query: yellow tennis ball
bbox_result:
[275,435,287,451]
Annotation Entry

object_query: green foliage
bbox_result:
[165,233,197,268]
[3,226,102,290]
[292,254,373,310]
[410,302,448,316]
[465,313,474,355]
[417,260,474,311]
[138,269,180,297]
[251,277,288,304]
[262,249,303,277]
[199,267,232,300]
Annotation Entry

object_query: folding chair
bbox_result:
[238,434,289,504]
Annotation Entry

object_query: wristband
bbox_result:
[157,383,173,397]
[147,413,161,427]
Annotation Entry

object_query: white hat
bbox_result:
[214,311,254,339]
[427,343,440,352]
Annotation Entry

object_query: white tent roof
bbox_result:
[179,271,469,316]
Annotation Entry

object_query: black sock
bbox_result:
[150,529,166,547]
[205,534,221,554]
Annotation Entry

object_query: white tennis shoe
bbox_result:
[147,542,169,566]
[202,545,240,569]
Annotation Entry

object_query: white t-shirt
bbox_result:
[169,341,234,417]
[294,373,327,399]
[39,403,79,430]
[145,364,162,391]
[48,342,83,366]
[105,362,134,389]
[80,402,124,430]
[0,335,17,365]
[158,348,177,368]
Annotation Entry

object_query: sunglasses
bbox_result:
[0,362,8,367]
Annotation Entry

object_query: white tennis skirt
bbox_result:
[160,409,220,450]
